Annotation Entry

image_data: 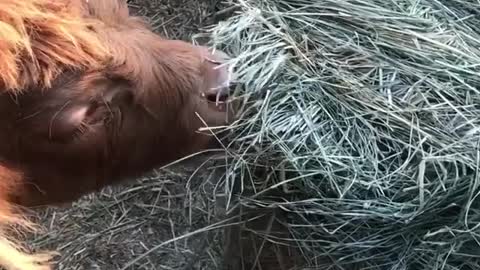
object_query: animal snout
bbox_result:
[199,47,233,111]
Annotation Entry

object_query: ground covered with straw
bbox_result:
[202,0,480,269]
[27,0,480,269]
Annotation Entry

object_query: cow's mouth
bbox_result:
[206,89,229,112]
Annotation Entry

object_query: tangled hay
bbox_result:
[202,0,480,269]
[28,168,228,270]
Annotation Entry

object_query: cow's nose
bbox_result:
[199,47,233,105]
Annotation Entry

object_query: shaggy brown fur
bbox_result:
[0,1,234,269]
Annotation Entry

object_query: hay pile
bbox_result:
[203,0,480,269]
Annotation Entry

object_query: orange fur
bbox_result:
[0,0,110,92]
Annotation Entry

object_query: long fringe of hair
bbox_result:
[0,0,111,92]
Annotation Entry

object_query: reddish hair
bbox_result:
[0,0,111,92]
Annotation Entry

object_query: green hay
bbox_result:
[201,0,480,269]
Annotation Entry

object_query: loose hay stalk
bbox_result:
[200,0,480,269]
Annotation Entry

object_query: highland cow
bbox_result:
[0,0,233,269]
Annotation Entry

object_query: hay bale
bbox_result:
[203,0,480,269]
